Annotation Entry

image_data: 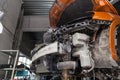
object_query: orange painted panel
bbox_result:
[49,0,75,27]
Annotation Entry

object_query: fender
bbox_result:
[92,0,120,61]
[93,12,120,61]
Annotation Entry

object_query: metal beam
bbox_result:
[23,0,55,1]
[22,0,54,15]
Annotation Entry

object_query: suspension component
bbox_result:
[72,33,93,69]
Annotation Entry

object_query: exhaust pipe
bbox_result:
[57,61,77,70]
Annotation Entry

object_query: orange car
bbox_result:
[49,0,120,61]
[32,0,120,80]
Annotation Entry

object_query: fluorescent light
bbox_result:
[0,11,4,34]
[0,11,4,21]
[0,22,3,34]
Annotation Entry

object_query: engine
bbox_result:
[31,0,120,80]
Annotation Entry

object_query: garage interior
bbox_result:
[0,0,54,79]
[0,0,120,80]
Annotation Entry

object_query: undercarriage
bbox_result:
[30,0,120,80]
[31,19,120,80]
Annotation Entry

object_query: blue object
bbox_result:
[16,70,29,76]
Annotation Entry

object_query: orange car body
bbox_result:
[49,0,120,61]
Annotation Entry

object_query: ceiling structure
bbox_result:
[22,0,55,15]
[22,0,120,15]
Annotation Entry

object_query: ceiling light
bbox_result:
[0,11,4,34]
[0,22,3,34]
[0,11,4,21]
